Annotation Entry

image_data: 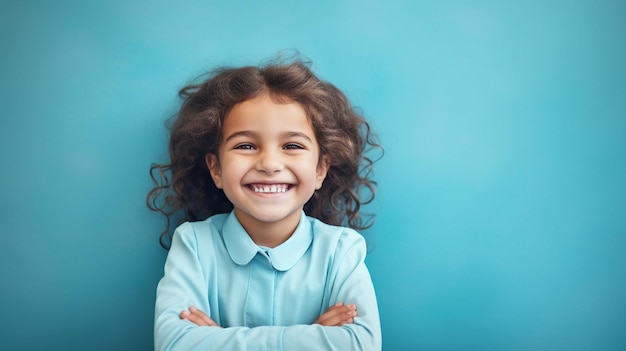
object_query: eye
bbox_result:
[284,143,304,150]
[234,143,255,150]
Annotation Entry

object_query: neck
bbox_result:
[234,210,302,248]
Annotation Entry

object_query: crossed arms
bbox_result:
[154,220,381,351]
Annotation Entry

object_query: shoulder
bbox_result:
[307,216,367,259]
[172,213,229,248]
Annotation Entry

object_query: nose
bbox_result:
[256,149,284,174]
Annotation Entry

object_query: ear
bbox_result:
[315,155,330,190]
[205,153,223,189]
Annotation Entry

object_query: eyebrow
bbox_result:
[224,131,313,143]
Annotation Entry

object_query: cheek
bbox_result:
[303,159,325,183]
[221,161,245,179]
[214,158,233,178]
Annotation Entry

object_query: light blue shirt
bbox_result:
[155,211,381,350]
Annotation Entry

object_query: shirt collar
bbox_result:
[222,211,313,271]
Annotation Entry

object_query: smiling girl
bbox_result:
[148,56,382,350]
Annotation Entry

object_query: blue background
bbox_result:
[1,1,625,350]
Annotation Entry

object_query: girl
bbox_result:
[148,57,382,350]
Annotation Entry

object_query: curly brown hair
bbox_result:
[147,58,382,249]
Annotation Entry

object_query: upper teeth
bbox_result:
[252,184,288,193]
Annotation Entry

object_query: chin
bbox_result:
[239,208,301,224]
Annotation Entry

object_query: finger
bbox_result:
[180,307,217,327]
[328,303,355,316]
[319,302,344,317]
[337,317,355,326]
[180,310,207,326]
[189,306,218,326]
[323,303,356,318]
[315,306,343,324]
[316,306,358,326]
[325,302,350,314]
[314,302,355,325]
[318,310,357,326]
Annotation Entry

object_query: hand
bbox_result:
[314,302,357,326]
[180,306,222,328]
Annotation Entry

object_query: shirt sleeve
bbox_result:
[154,224,381,351]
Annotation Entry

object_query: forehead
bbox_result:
[223,94,315,136]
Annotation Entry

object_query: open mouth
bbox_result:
[248,184,291,193]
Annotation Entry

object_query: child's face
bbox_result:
[206,93,328,237]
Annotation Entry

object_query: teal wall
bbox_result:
[2,1,625,350]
